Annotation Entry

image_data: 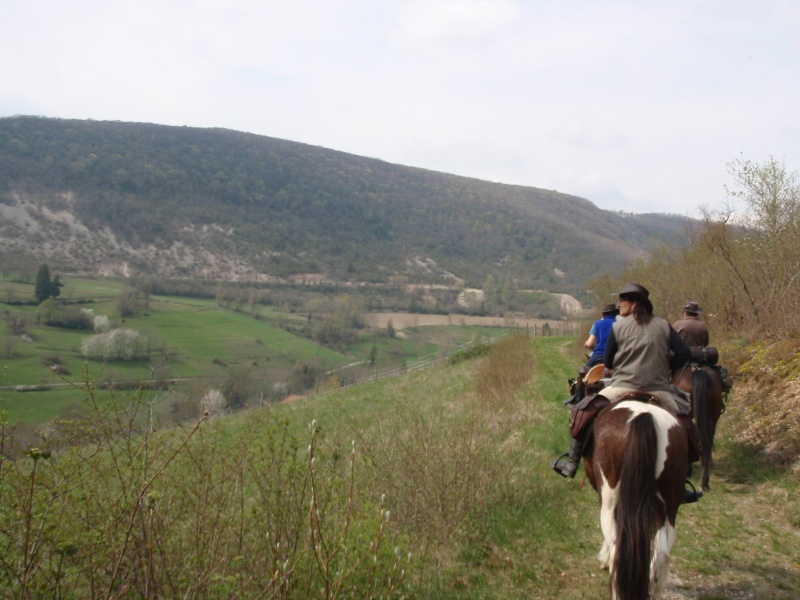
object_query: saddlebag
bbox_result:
[569,394,610,439]
[690,346,719,366]
[690,346,719,365]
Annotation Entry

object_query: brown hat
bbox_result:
[684,301,703,314]
[612,282,653,313]
[601,303,619,316]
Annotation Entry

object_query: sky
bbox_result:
[1,0,798,216]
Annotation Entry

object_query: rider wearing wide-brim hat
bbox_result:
[673,301,710,348]
[583,303,619,367]
[600,282,692,413]
[553,283,702,502]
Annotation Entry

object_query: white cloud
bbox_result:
[397,0,521,39]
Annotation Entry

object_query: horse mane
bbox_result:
[614,412,658,600]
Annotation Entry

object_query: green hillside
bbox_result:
[0,116,690,295]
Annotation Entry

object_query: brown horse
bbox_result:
[583,401,689,600]
[672,364,724,491]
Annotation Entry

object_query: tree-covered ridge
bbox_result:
[0,116,690,292]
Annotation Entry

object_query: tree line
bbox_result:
[590,155,800,341]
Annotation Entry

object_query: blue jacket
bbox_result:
[589,315,616,359]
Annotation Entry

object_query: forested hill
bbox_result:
[0,116,689,293]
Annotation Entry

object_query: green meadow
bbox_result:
[1,277,512,425]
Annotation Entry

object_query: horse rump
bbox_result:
[589,402,687,600]
[614,411,659,600]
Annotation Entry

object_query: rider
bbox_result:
[673,300,733,392]
[584,303,619,367]
[571,303,618,401]
[672,301,709,347]
[600,284,691,413]
[552,283,702,502]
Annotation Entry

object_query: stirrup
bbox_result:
[682,480,703,504]
[551,453,577,478]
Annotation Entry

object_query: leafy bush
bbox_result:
[38,300,93,329]
[447,339,490,365]
[80,328,147,360]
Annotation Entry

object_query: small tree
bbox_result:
[34,264,64,303]
[117,288,137,317]
[368,343,378,366]
[50,275,63,299]
[34,264,52,303]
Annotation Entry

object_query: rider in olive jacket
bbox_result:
[552,282,702,503]
[601,304,691,413]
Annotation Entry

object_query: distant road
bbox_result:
[363,312,577,332]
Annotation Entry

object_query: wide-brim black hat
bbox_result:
[601,303,619,316]
[612,282,653,313]
[684,301,703,314]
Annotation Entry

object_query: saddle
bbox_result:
[570,391,701,464]
[685,347,733,393]
[584,363,610,395]
[569,391,658,440]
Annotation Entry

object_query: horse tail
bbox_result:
[614,412,658,600]
[693,369,714,466]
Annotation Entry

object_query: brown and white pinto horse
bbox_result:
[672,365,724,491]
[583,401,689,600]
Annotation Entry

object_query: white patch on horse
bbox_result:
[651,521,675,597]
[597,470,618,570]
[612,401,678,478]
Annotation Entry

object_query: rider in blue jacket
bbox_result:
[584,303,619,368]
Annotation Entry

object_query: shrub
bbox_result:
[39,355,64,367]
[80,328,147,361]
[474,332,536,407]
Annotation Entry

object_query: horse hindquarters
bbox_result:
[588,403,687,599]
[613,412,659,600]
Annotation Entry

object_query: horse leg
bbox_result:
[692,369,714,492]
[597,471,617,571]
[651,521,676,598]
[701,419,717,492]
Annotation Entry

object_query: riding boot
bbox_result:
[552,437,583,478]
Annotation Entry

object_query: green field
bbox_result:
[1,277,522,424]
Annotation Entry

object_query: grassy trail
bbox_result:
[519,339,800,599]
[277,335,800,598]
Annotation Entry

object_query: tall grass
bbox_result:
[0,333,535,596]
[0,378,410,598]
